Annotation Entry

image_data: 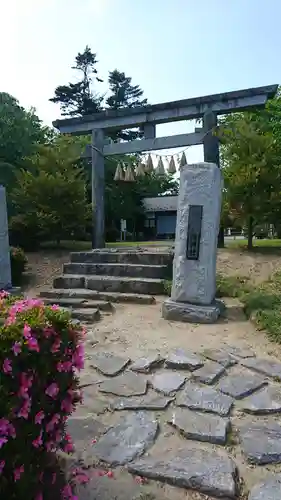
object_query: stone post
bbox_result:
[91,129,105,249]
[0,186,12,290]
[162,162,224,323]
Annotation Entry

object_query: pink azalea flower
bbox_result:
[64,442,74,453]
[46,440,55,452]
[50,304,60,311]
[35,410,45,425]
[8,423,16,438]
[17,399,31,419]
[32,430,43,448]
[61,484,74,499]
[3,358,12,374]
[57,361,72,373]
[35,493,43,500]
[0,290,9,299]
[51,338,61,353]
[73,473,89,484]
[12,341,22,356]
[0,438,8,449]
[23,323,31,339]
[27,336,39,352]
[0,460,5,474]
[61,398,73,413]
[0,418,9,434]
[14,464,24,481]
[72,344,84,371]
[45,383,59,398]
[46,413,60,432]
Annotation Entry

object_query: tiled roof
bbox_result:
[142,196,178,212]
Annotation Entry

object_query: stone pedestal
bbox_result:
[162,162,223,323]
[0,186,12,290]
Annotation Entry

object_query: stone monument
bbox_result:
[0,186,12,290]
[162,162,224,323]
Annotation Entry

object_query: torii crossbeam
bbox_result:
[53,84,278,248]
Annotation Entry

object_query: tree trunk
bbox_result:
[247,216,254,250]
[217,226,225,248]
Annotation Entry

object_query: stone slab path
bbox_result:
[67,301,281,499]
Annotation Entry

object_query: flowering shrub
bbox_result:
[0,291,85,500]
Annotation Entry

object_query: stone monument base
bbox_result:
[162,298,225,324]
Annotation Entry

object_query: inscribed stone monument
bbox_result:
[162,162,224,323]
[0,186,12,290]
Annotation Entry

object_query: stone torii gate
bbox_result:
[53,84,277,248]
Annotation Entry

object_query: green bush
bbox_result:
[0,293,85,499]
[216,273,251,298]
[10,247,27,285]
[9,214,42,251]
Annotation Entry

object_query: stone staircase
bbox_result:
[40,248,173,322]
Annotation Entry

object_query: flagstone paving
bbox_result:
[69,342,281,499]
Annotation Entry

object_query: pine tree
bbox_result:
[50,46,103,117]
[106,70,147,141]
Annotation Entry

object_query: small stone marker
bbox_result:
[202,348,237,368]
[130,354,163,373]
[249,475,281,500]
[128,445,238,499]
[239,421,281,464]
[98,372,147,397]
[240,386,281,414]
[94,412,158,465]
[0,186,12,290]
[168,408,230,445]
[191,360,226,385]
[177,382,234,416]
[90,352,130,376]
[165,349,204,371]
[114,393,173,411]
[151,372,186,395]
[241,357,281,381]
[217,372,267,399]
[162,162,224,324]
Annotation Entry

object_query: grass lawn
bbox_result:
[227,238,281,253]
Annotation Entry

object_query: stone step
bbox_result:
[67,307,101,322]
[42,297,113,312]
[63,262,167,279]
[53,274,164,295]
[40,288,156,305]
[70,250,173,266]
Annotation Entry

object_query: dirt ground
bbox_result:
[23,247,281,499]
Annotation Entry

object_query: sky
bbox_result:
[1,0,280,164]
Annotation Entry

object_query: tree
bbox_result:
[50,46,103,117]
[103,159,178,239]
[106,69,147,141]
[10,135,90,249]
[0,93,46,187]
[219,89,281,249]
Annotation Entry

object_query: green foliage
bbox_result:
[104,160,178,236]
[106,69,147,141]
[49,46,148,132]
[50,46,103,116]
[10,247,27,285]
[9,136,90,249]
[216,273,251,298]
[0,294,84,499]
[219,88,281,250]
